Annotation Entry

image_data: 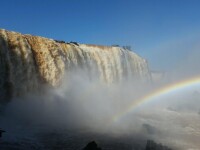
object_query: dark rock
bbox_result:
[145,140,172,150]
[54,40,65,43]
[0,129,5,138]
[82,141,102,150]
[112,45,120,47]
[70,41,79,46]
[122,46,131,50]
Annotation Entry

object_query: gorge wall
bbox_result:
[0,29,150,101]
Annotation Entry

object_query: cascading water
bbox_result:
[0,29,151,101]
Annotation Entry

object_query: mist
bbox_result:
[1,48,200,150]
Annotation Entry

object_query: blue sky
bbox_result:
[1,0,200,71]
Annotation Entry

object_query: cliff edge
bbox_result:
[0,29,150,101]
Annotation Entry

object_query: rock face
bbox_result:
[0,29,150,101]
[0,129,5,138]
[82,141,102,150]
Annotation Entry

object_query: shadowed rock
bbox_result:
[0,129,5,138]
[82,141,102,150]
[54,40,65,43]
[70,41,79,46]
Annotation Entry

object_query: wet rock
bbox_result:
[82,141,102,150]
[0,129,5,138]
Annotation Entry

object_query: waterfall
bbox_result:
[0,29,150,101]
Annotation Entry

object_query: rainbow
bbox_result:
[112,76,200,122]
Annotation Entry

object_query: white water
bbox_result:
[0,29,150,100]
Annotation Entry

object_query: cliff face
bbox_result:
[0,29,150,101]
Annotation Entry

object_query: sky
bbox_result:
[1,0,200,71]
